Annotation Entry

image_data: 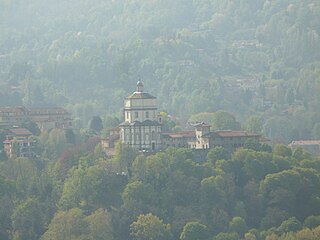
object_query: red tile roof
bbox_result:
[215,130,260,137]
[9,128,33,136]
[289,140,320,146]
[162,131,195,138]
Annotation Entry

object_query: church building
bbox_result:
[119,81,162,151]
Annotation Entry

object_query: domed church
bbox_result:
[119,81,162,151]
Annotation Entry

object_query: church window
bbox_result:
[151,131,156,140]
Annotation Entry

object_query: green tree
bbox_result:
[130,213,172,240]
[12,198,45,240]
[122,181,155,215]
[273,145,292,158]
[214,232,239,240]
[179,221,210,240]
[206,146,229,164]
[277,217,302,235]
[89,116,103,133]
[40,208,89,240]
[114,141,137,174]
[244,116,263,134]
[229,217,248,237]
[86,208,114,240]
[211,110,240,130]
[303,215,320,229]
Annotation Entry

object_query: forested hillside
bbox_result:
[1,1,320,239]
[1,142,320,239]
[1,0,320,142]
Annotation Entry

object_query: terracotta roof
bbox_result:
[0,106,28,113]
[29,107,69,114]
[162,131,195,138]
[4,137,35,143]
[289,140,320,146]
[126,92,156,99]
[8,128,33,136]
[215,130,259,137]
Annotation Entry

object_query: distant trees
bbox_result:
[89,116,103,133]
[180,222,210,240]
[130,213,172,240]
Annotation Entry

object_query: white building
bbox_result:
[119,81,162,151]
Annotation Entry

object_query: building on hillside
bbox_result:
[3,136,36,158]
[7,128,33,137]
[119,81,162,151]
[0,106,30,128]
[0,106,72,131]
[161,130,195,148]
[2,127,35,158]
[102,82,265,156]
[170,122,261,152]
[289,140,320,156]
[29,107,72,130]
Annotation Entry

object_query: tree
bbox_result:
[41,208,89,240]
[277,217,302,235]
[213,232,239,240]
[65,129,76,144]
[130,213,172,240]
[89,116,103,133]
[206,146,229,164]
[86,208,114,240]
[114,141,137,174]
[273,145,292,158]
[303,215,320,229]
[229,217,248,237]
[180,222,210,240]
[122,181,155,215]
[211,110,240,130]
[12,198,45,240]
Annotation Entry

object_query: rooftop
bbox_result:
[8,128,33,136]
[126,92,156,99]
[216,130,260,137]
[120,119,161,126]
[0,106,28,113]
[289,140,320,146]
[162,130,195,138]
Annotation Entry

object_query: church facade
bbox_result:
[119,81,162,151]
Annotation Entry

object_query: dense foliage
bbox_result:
[0,0,320,142]
[1,140,320,239]
[1,1,320,239]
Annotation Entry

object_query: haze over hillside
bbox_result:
[1,1,320,240]
[1,0,320,141]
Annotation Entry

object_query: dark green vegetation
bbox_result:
[1,0,320,142]
[1,142,320,239]
[1,0,320,239]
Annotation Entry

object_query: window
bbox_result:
[135,112,138,118]
[146,111,149,118]
[151,131,156,140]
[126,112,129,119]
